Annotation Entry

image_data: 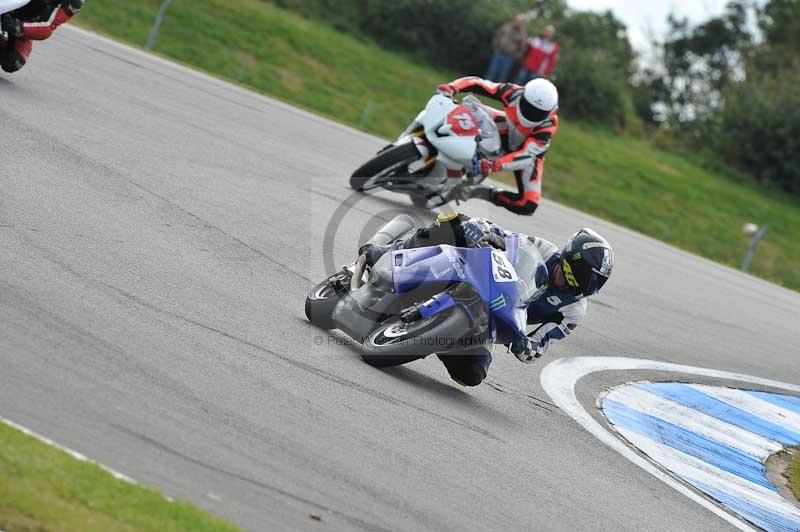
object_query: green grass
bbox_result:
[785,450,800,501]
[73,0,800,291]
[76,0,449,138]
[0,421,237,531]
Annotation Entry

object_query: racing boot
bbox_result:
[466,185,500,202]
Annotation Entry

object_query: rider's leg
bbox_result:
[466,160,541,215]
[0,37,30,73]
[492,163,541,215]
[437,346,492,387]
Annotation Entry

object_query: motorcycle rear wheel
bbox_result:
[361,307,471,367]
[350,142,421,192]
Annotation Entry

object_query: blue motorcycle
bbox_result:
[306,215,547,367]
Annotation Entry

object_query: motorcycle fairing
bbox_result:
[390,245,528,344]
[0,0,30,16]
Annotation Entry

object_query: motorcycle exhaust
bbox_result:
[359,214,416,250]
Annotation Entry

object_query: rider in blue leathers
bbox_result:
[360,212,614,386]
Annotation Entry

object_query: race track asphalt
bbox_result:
[1,27,799,532]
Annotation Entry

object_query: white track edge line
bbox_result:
[1,416,137,484]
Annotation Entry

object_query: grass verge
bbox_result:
[0,420,237,532]
[73,0,800,291]
[785,449,800,502]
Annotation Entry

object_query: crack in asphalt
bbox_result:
[108,423,396,532]
[126,180,314,284]
[484,378,561,415]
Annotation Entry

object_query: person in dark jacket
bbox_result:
[485,15,527,82]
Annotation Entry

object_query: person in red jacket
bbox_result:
[437,76,559,215]
[0,0,83,73]
[516,25,560,84]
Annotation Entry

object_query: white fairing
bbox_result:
[0,0,29,16]
[421,94,478,168]
[382,94,502,199]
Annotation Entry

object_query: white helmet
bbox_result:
[517,78,559,128]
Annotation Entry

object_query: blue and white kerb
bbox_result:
[601,382,800,532]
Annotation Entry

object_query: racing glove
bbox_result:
[461,219,505,249]
[510,335,545,363]
[478,158,503,177]
[436,83,457,98]
[358,243,390,267]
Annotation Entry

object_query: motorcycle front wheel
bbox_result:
[360,307,471,367]
[350,142,421,192]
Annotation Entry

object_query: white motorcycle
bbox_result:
[350,93,501,207]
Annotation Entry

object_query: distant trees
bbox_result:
[550,10,634,129]
[719,0,800,193]
[634,0,800,194]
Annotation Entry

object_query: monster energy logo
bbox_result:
[489,295,506,310]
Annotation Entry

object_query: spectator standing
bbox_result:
[485,15,527,82]
[516,25,559,84]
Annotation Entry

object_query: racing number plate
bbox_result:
[491,251,518,283]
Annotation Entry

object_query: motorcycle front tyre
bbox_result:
[361,307,471,367]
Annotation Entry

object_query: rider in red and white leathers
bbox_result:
[1,0,83,73]
[437,76,559,216]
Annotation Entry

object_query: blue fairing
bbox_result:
[391,245,530,344]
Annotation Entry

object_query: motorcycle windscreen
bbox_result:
[505,234,549,302]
